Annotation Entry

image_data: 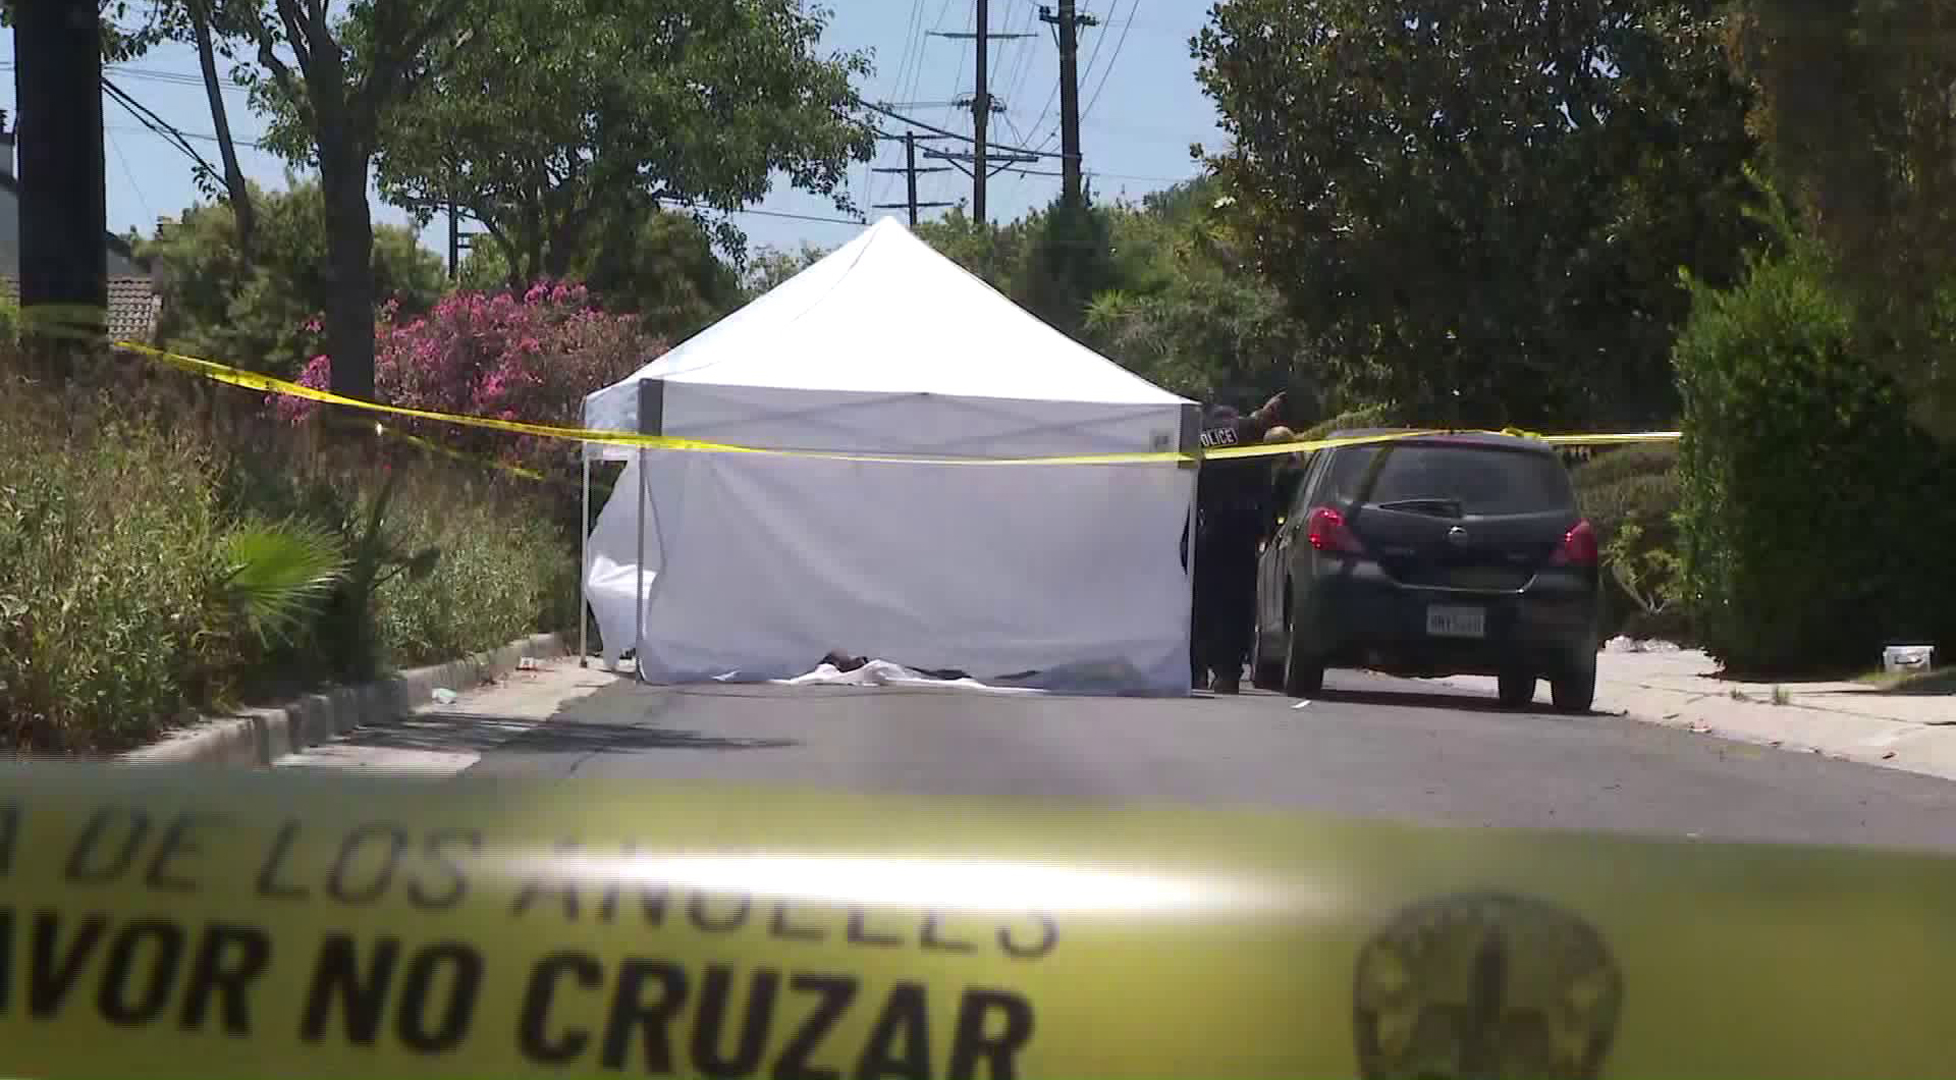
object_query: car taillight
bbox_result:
[1551,519,1598,567]
[1307,506,1364,554]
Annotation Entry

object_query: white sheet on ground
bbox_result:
[763,657,1161,695]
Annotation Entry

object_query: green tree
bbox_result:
[913,206,1031,292]
[220,0,473,402]
[1083,179,1327,410]
[571,205,744,343]
[1014,194,1121,337]
[1726,0,1956,440]
[1673,194,1956,671]
[453,204,743,341]
[367,0,874,284]
[140,177,447,378]
[1193,0,1757,430]
[742,242,831,299]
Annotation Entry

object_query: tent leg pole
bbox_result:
[634,449,647,685]
[578,454,590,668]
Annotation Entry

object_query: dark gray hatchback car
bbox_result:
[1250,430,1601,711]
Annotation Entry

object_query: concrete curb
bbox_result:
[120,633,569,767]
[1595,679,1956,784]
[1434,664,1956,784]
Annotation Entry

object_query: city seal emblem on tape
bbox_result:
[1352,892,1624,1080]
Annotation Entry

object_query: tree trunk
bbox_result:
[541,232,576,280]
[189,0,255,260]
[319,145,377,402]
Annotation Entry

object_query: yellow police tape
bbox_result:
[82,333,1680,466]
[1,762,1951,1079]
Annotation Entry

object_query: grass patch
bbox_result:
[1855,665,1955,694]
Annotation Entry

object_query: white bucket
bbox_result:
[1882,645,1937,674]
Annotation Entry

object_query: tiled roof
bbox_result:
[0,275,158,342]
[106,277,159,341]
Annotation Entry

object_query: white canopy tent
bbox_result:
[578,216,1202,694]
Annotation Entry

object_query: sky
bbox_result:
[1,0,1227,262]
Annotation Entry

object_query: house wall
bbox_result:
[0,181,146,277]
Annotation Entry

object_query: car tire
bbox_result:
[1497,670,1536,709]
[1551,660,1596,714]
[1282,592,1324,698]
[1250,623,1284,691]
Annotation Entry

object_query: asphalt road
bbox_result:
[431,666,1956,853]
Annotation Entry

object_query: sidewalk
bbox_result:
[1441,643,1956,782]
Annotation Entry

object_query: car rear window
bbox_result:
[1322,444,1576,515]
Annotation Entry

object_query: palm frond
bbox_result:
[219,520,348,645]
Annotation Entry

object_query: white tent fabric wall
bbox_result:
[585,453,1196,692]
[581,217,1200,696]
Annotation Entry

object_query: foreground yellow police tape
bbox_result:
[1,763,1951,1079]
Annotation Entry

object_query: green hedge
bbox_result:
[1573,445,1685,641]
[1673,234,1956,674]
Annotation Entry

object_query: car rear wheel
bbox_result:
[1551,658,1596,713]
[1250,621,1284,691]
[1497,670,1536,709]
[1282,592,1324,697]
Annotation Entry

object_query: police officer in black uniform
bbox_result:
[1191,391,1287,693]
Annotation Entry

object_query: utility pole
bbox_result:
[14,0,107,378]
[446,202,482,281]
[448,201,461,280]
[1040,1,1098,208]
[973,0,989,224]
[931,7,1035,225]
[871,131,954,226]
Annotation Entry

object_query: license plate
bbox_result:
[1426,605,1487,639]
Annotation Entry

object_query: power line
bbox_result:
[108,63,251,92]
[669,202,865,227]
[878,0,960,210]
[853,97,1080,161]
[871,0,932,211]
[997,165,1199,184]
[887,0,928,112]
[101,78,218,177]
[107,129,154,224]
[107,121,265,151]
[6,59,258,92]
[1081,0,1139,125]
[938,4,973,133]
[1000,0,1044,110]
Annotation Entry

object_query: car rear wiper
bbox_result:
[1374,497,1465,518]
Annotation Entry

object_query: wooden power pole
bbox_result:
[872,131,954,226]
[972,0,989,223]
[14,0,108,373]
[1041,0,1098,208]
[932,3,1034,225]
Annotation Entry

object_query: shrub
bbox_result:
[372,473,574,668]
[283,282,665,476]
[1573,445,1686,640]
[1,369,579,752]
[0,384,224,751]
[1673,225,1956,673]
[1296,401,1408,442]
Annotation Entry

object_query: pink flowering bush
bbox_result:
[280,281,665,472]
